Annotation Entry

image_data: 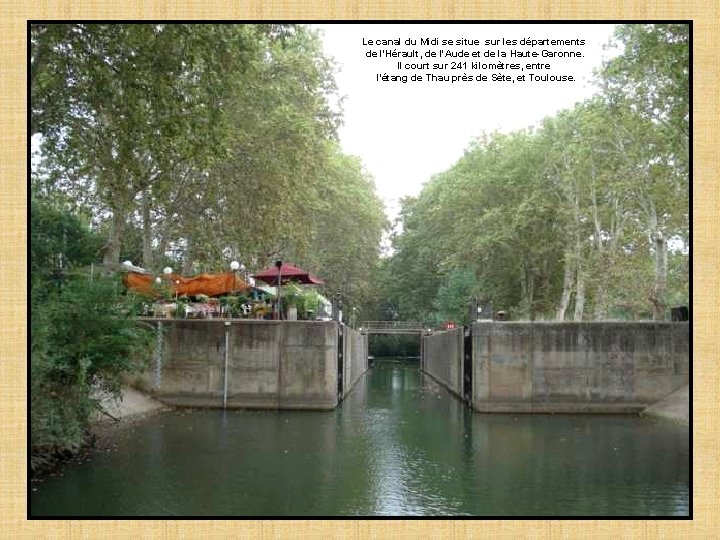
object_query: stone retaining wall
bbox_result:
[421,322,689,413]
[472,321,689,413]
[135,320,366,410]
[422,327,464,399]
[343,326,368,398]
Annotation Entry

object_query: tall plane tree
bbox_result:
[31,24,279,265]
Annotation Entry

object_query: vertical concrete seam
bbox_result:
[277,322,283,410]
[154,321,163,391]
[458,328,463,395]
[487,324,491,406]
[585,324,591,404]
[530,321,534,413]
[223,322,230,409]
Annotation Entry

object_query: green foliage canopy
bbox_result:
[378,24,689,323]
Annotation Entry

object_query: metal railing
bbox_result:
[360,321,430,331]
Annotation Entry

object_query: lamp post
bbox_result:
[161,266,173,301]
[162,267,172,292]
[229,261,241,319]
[158,267,172,317]
[230,260,240,293]
[275,260,282,320]
[334,293,343,323]
[152,276,162,317]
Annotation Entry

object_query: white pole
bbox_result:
[277,267,282,319]
[223,322,230,409]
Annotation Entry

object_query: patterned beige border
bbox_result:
[2,1,717,538]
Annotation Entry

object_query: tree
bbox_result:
[31,199,153,472]
[178,26,342,270]
[599,23,689,319]
[601,24,689,173]
[298,147,387,310]
[31,24,283,266]
[430,268,479,325]
[380,25,688,323]
[30,196,102,276]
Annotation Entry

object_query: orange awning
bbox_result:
[123,271,250,298]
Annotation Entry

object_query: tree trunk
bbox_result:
[103,208,126,266]
[652,231,668,320]
[589,184,607,320]
[572,196,585,321]
[573,262,585,321]
[142,190,153,270]
[557,248,574,321]
[645,202,668,320]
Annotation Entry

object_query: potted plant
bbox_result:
[301,289,320,320]
[175,296,190,318]
[283,282,303,321]
[251,301,270,319]
[219,296,229,317]
[234,294,250,318]
[221,294,249,318]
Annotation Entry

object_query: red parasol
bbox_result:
[252,262,325,286]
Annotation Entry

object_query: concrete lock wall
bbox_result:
[136,320,367,410]
[343,326,368,398]
[472,322,690,413]
[422,327,464,399]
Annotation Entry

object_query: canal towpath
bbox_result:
[642,385,690,424]
[95,385,169,423]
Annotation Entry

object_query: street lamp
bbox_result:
[162,267,173,291]
[275,260,283,320]
[230,260,240,299]
[161,267,174,303]
[334,293,343,323]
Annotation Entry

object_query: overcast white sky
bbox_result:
[313,23,618,224]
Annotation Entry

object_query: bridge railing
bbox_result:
[360,321,430,331]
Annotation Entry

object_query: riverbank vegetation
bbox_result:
[31,200,154,473]
[369,24,689,324]
[31,24,386,466]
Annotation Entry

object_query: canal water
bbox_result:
[31,359,690,517]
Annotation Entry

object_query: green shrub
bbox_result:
[300,289,320,319]
[31,276,153,462]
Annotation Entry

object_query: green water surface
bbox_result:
[30,359,690,517]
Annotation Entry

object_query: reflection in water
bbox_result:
[31,359,689,517]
